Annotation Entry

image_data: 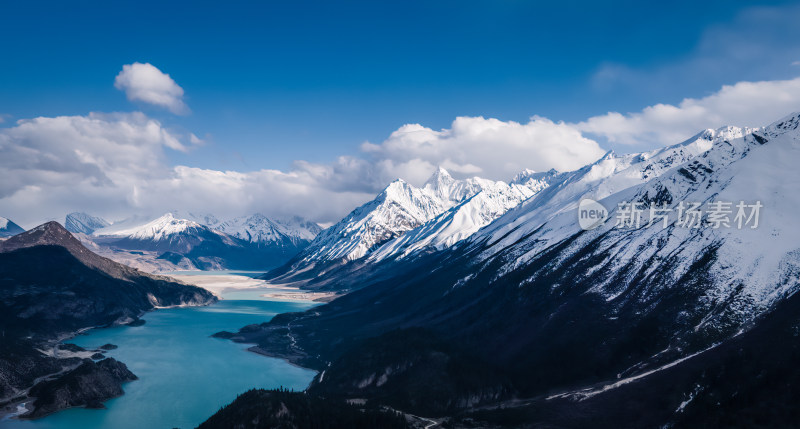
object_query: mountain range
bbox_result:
[211,112,800,427]
[62,212,323,272]
[263,166,559,288]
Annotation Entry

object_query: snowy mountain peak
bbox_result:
[64,212,111,235]
[424,166,455,188]
[124,213,202,241]
[0,216,25,237]
[93,213,208,242]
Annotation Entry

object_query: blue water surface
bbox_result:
[3,296,317,429]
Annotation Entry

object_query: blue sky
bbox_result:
[2,0,800,226]
[3,0,799,170]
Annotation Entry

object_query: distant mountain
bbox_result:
[93,213,237,253]
[215,113,800,425]
[263,167,551,286]
[0,216,25,237]
[88,212,320,271]
[0,221,215,409]
[212,214,322,247]
[64,212,110,234]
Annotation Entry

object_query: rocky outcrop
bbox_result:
[22,358,137,419]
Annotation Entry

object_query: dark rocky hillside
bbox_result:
[0,221,216,416]
[197,388,409,429]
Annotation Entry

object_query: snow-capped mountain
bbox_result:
[235,112,800,428]
[473,124,749,262]
[87,212,320,271]
[264,167,558,284]
[93,213,235,252]
[64,212,111,234]
[301,178,448,263]
[369,171,560,261]
[470,116,798,329]
[0,216,25,237]
[213,214,322,247]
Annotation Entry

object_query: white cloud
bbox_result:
[0,112,605,228]
[114,63,189,115]
[575,76,800,146]
[0,112,373,227]
[354,116,606,184]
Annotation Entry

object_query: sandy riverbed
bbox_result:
[167,274,337,302]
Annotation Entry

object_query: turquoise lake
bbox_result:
[2,281,318,429]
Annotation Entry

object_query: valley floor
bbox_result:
[167,271,339,302]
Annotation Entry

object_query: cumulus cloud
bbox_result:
[114,63,189,115]
[576,76,800,147]
[0,111,605,227]
[0,112,373,227]
[295,116,606,192]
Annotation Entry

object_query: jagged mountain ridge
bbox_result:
[263,167,558,285]
[370,169,562,262]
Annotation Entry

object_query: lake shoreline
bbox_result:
[1,273,319,429]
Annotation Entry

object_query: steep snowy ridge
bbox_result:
[0,216,25,237]
[64,212,111,234]
[462,114,800,341]
[472,125,737,260]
